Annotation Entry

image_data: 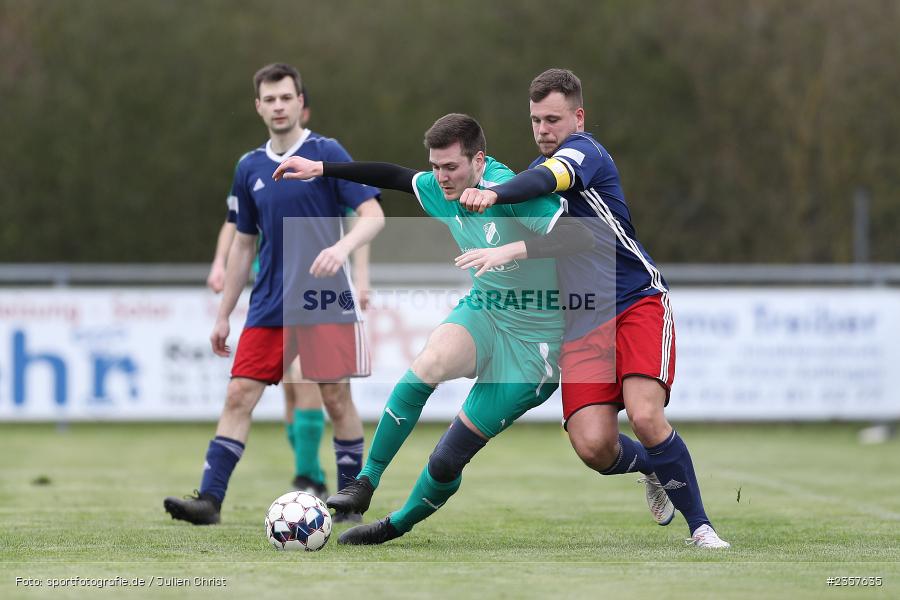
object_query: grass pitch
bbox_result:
[1,421,898,599]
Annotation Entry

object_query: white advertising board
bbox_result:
[668,288,900,420]
[0,287,897,422]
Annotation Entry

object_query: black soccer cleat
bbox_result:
[163,491,221,525]
[326,476,375,515]
[338,516,403,545]
[292,475,329,501]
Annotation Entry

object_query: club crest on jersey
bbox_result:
[483,221,499,246]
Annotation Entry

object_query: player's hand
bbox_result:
[310,243,349,278]
[272,156,323,181]
[210,318,231,357]
[206,264,225,293]
[454,242,525,277]
[459,188,497,213]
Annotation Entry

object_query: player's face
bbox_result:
[255,78,304,135]
[429,143,485,201]
[530,92,585,157]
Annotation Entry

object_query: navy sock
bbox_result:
[644,430,710,533]
[199,436,245,504]
[333,437,364,490]
[600,433,652,475]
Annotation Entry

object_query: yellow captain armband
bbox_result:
[539,158,573,192]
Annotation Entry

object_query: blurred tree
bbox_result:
[0,0,896,263]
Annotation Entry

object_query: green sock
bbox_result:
[285,422,295,449]
[358,369,434,488]
[292,408,325,484]
[389,466,461,534]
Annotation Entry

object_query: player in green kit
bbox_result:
[274,113,593,544]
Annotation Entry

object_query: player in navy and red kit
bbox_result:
[458,69,729,548]
[164,63,384,525]
[206,84,373,504]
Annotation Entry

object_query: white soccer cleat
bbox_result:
[637,473,675,526]
[686,524,731,549]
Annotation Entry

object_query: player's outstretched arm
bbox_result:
[459,167,558,213]
[274,156,417,194]
[455,214,593,276]
[273,156,323,181]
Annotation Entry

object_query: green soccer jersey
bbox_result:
[412,156,565,343]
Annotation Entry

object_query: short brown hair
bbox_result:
[253,63,302,98]
[529,68,583,107]
[423,113,486,158]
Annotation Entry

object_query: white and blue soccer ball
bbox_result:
[265,491,332,551]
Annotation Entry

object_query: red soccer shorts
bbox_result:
[231,322,371,384]
[560,293,675,423]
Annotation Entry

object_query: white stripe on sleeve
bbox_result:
[555,147,586,166]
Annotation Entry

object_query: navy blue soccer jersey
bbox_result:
[531,132,668,341]
[229,130,379,327]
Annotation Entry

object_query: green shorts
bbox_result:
[442,302,561,438]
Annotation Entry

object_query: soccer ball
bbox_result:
[265,491,332,551]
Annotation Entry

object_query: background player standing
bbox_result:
[205,83,373,503]
[458,69,729,548]
[164,63,383,525]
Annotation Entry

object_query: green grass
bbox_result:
[1,422,898,599]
